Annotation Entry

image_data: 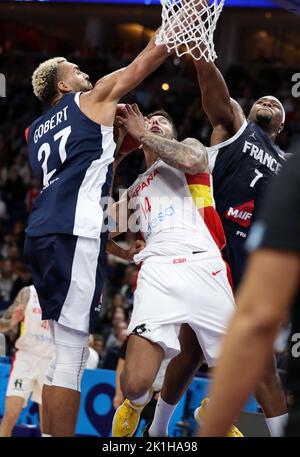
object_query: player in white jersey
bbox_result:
[0,286,54,437]
[110,104,239,437]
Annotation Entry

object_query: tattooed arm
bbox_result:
[0,287,29,332]
[116,104,208,175]
[140,135,208,174]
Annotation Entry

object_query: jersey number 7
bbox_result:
[250,169,264,188]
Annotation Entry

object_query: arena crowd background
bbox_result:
[0,0,299,388]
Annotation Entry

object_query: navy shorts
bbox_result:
[24,233,106,334]
[222,234,248,291]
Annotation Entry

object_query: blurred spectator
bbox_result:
[0,259,16,310]
[92,334,106,368]
[106,301,126,322]
[9,263,32,302]
[12,220,25,252]
[26,178,40,213]
[102,321,128,370]
[0,133,9,170]
[0,235,16,259]
[111,306,127,327]
[13,152,31,185]
[2,169,27,223]
[236,85,255,115]
[0,194,7,221]
[120,264,138,311]
[111,293,125,309]
[96,295,127,338]
[106,319,127,352]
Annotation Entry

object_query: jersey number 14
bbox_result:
[141,197,152,219]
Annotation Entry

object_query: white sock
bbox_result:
[149,395,178,437]
[42,433,52,437]
[129,390,151,410]
[266,414,288,437]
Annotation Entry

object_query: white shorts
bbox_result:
[152,357,171,393]
[6,350,52,406]
[128,252,235,366]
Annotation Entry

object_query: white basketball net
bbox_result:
[156,0,225,62]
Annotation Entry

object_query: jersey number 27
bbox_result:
[38,126,71,187]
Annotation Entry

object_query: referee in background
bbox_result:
[198,150,300,437]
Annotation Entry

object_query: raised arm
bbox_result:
[80,30,170,126]
[0,287,29,333]
[141,135,208,175]
[118,104,208,175]
[91,30,169,103]
[193,60,245,145]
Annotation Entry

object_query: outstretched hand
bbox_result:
[116,104,148,142]
[114,104,144,165]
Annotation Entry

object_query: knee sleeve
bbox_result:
[52,345,89,391]
[51,322,89,392]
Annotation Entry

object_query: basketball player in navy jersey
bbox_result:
[195,62,288,437]
[148,62,288,437]
[24,32,171,437]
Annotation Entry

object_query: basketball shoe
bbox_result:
[112,390,153,437]
[194,398,244,437]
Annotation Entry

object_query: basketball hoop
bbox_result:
[156,0,225,62]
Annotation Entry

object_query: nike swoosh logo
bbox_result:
[212,269,222,276]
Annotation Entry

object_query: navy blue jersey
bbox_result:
[208,120,286,288]
[26,92,115,239]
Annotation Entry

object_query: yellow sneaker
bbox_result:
[194,397,244,437]
[226,425,244,437]
[112,390,153,437]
